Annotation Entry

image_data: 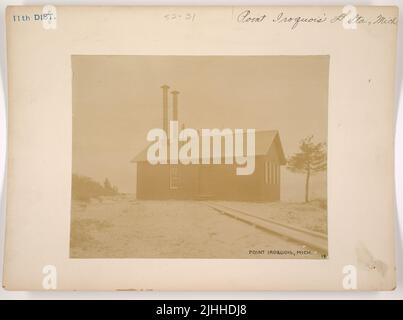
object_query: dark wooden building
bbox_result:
[132,85,286,202]
[132,130,286,202]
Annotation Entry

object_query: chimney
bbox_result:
[171,90,180,122]
[161,85,170,132]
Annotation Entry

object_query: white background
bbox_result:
[0,0,402,300]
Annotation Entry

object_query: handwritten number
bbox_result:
[164,13,196,22]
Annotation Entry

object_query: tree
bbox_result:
[104,178,112,191]
[287,136,327,202]
[104,178,120,195]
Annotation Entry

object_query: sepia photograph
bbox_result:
[1,4,399,295]
[70,55,329,259]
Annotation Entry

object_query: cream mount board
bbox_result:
[2,5,398,291]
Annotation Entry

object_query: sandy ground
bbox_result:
[70,195,325,259]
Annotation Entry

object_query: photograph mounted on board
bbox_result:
[70,55,329,259]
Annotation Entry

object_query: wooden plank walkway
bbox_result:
[206,202,328,253]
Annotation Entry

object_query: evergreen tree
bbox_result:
[287,136,327,202]
[104,178,112,191]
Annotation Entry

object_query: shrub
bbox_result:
[72,174,119,202]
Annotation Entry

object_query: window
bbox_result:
[265,161,269,184]
[169,166,180,189]
[273,163,280,185]
[273,163,277,184]
[265,161,280,185]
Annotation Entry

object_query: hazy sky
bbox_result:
[72,55,328,201]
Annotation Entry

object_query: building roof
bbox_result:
[131,130,286,165]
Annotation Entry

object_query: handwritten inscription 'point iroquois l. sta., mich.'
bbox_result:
[237,9,398,30]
